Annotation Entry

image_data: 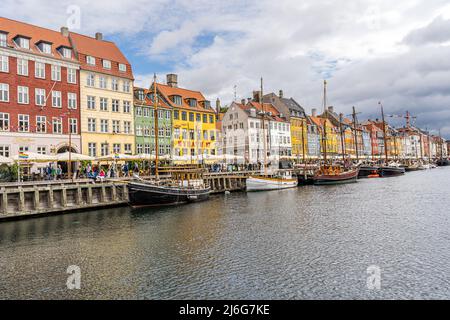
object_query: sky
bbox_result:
[1,0,450,137]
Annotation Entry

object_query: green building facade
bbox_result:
[134,88,172,156]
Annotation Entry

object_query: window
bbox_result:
[35,88,46,106]
[16,37,30,49]
[111,78,119,91]
[174,110,179,120]
[100,97,108,111]
[87,96,96,109]
[112,99,119,112]
[112,120,120,134]
[166,110,171,119]
[174,128,180,139]
[37,146,47,155]
[40,43,51,54]
[113,144,121,153]
[88,143,97,157]
[0,55,8,73]
[69,118,77,134]
[143,107,149,117]
[189,113,194,122]
[88,118,96,132]
[166,128,171,137]
[123,81,130,92]
[101,143,109,157]
[18,114,29,132]
[17,59,28,76]
[68,93,77,109]
[36,116,46,133]
[0,145,10,157]
[210,115,214,124]
[35,62,45,79]
[196,113,201,122]
[203,114,208,123]
[52,91,62,108]
[16,86,29,104]
[137,90,145,101]
[61,48,72,59]
[99,76,107,89]
[0,113,9,131]
[136,144,143,154]
[86,56,96,65]
[173,96,182,105]
[103,60,111,69]
[100,119,109,133]
[182,111,187,121]
[123,101,131,113]
[87,73,95,86]
[52,117,62,134]
[119,64,127,72]
[0,33,6,47]
[189,99,197,108]
[67,68,77,84]
[124,144,132,155]
[136,125,142,136]
[19,146,29,153]
[124,121,131,134]
[144,144,151,154]
[136,107,142,116]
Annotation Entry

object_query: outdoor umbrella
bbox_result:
[12,152,57,162]
[0,155,13,165]
[56,152,95,162]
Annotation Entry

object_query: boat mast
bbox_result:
[352,106,360,162]
[339,113,346,164]
[301,118,307,179]
[379,102,389,164]
[261,78,268,176]
[322,80,328,164]
[153,74,159,180]
[439,129,443,161]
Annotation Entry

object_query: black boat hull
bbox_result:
[358,166,380,178]
[437,159,450,166]
[128,182,211,207]
[313,169,359,185]
[380,166,405,177]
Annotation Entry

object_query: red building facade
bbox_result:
[0,17,80,157]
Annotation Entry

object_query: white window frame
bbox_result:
[0,112,10,131]
[52,91,62,108]
[88,118,96,132]
[35,88,46,106]
[17,58,28,76]
[51,65,61,81]
[69,118,77,134]
[87,56,96,65]
[35,62,46,79]
[0,83,9,102]
[67,68,77,84]
[87,73,95,87]
[100,97,108,111]
[18,114,29,132]
[100,119,109,133]
[87,96,96,110]
[36,116,47,133]
[0,55,8,73]
[119,63,127,72]
[88,143,97,157]
[17,86,29,104]
[52,117,63,134]
[68,93,77,109]
[103,60,111,69]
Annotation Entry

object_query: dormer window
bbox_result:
[137,90,145,101]
[15,36,30,49]
[188,99,197,108]
[60,47,72,59]
[87,56,96,65]
[103,60,111,69]
[119,63,127,72]
[38,42,52,54]
[0,32,7,47]
[172,95,182,105]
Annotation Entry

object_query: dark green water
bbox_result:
[1,168,450,300]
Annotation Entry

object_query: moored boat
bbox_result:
[358,165,380,178]
[247,172,298,191]
[313,165,359,185]
[379,166,405,177]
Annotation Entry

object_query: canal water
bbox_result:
[1,168,450,300]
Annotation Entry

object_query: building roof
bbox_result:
[154,83,215,114]
[0,16,76,62]
[244,101,289,122]
[263,93,306,119]
[133,87,171,109]
[69,32,133,79]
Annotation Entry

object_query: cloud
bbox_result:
[2,0,450,137]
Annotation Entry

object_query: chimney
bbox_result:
[328,106,334,113]
[95,32,103,41]
[167,74,178,88]
[311,108,317,117]
[253,91,261,102]
[279,90,284,98]
[61,27,69,37]
[241,99,246,105]
[216,98,221,110]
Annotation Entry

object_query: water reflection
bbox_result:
[1,168,450,299]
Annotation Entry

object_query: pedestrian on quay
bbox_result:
[57,165,63,180]
[123,163,129,177]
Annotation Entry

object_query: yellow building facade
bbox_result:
[291,117,308,159]
[156,75,217,164]
[69,32,135,157]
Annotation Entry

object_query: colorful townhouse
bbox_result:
[133,87,172,156]
[362,120,385,159]
[263,90,307,160]
[154,74,217,163]
[310,108,339,158]
[69,31,134,157]
[0,17,81,157]
[306,116,321,159]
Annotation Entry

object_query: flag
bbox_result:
[19,152,29,159]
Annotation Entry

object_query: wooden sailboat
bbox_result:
[378,102,405,177]
[313,80,359,185]
[246,78,298,191]
[436,129,449,166]
[128,75,211,206]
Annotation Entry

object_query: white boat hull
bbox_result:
[246,176,298,192]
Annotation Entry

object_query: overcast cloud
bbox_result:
[1,0,450,137]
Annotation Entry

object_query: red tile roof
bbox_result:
[0,16,75,62]
[243,101,289,122]
[69,32,133,80]
[155,83,215,114]
[133,87,171,109]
